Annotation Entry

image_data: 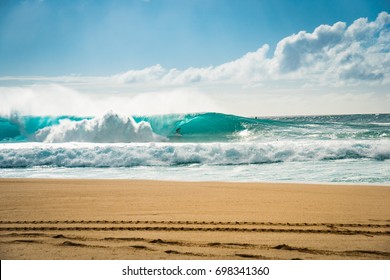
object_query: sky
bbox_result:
[0,0,389,116]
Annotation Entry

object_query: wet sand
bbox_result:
[0,178,389,260]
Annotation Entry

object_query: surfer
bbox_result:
[175,127,182,136]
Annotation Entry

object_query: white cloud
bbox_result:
[274,21,346,73]
[106,12,390,87]
[112,64,166,84]
[273,11,390,84]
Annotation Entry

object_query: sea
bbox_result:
[0,112,389,184]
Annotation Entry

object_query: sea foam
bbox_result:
[0,140,388,168]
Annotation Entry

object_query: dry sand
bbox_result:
[0,178,389,260]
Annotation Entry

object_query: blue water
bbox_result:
[0,112,389,184]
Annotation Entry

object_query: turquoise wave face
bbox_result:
[0,112,389,143]
[135,112,273,141]
[137,112,390,142]
[0,115,88,142]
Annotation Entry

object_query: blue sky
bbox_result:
[1,0,388,75]
[0,0,389,116]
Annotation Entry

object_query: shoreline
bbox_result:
[1,177,389,186]
[0,178,389,260]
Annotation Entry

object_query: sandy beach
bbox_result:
[0,178,389,260]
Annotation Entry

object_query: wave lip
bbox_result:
[34,113,164,143]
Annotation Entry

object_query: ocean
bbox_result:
[0,112,389,184]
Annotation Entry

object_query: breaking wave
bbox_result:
[34,113,163,143]
[0,140,388,168]
[1,112,389,143]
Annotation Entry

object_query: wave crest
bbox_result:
[35,113,164,143]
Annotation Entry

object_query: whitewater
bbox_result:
[0,112,389,184]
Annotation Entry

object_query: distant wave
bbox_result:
[0,140,388,168]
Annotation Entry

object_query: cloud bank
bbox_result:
[1,12,389,116]
[113,12,389,86]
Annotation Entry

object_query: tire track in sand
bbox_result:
[0,220,389,236]
[1,221,389,260]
